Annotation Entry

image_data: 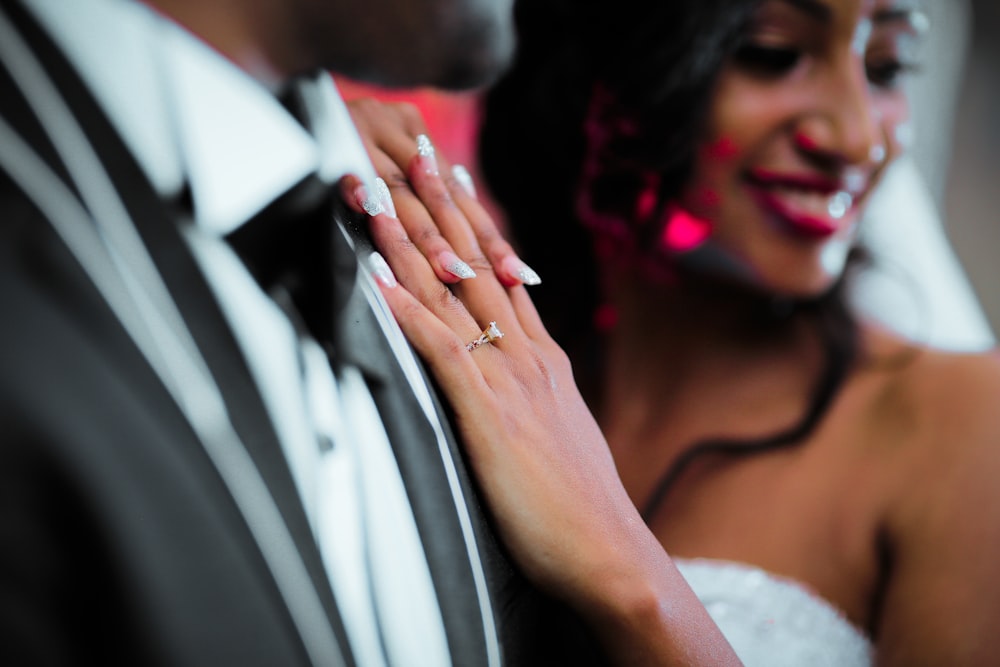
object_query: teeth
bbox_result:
[769,186,849,219]
[827,191,853,219]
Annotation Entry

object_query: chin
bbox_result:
[755,260,845,301]
[431,27,516,91]
[676,241,846,302]
[768,275,840,301]
[735,269,841,303]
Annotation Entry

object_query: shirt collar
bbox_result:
[24,0,377,237]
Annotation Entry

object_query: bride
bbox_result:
[342,0,1000,663]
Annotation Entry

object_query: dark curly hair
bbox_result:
[478,0,866,514]
[479,0,763,382]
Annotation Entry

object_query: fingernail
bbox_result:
[374,177,396,218]
[369,251,397,287]
[451,164,477,198]
[502,255,541,285]
[356,183,385,217]
[439,251,476,279]
[416,134,439,175]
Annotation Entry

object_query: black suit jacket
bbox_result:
[0,1,607,664]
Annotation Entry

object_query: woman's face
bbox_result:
[675,0,925,297]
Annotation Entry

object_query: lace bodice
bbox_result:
[675,558,873,666]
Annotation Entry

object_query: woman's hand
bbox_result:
[343,98,633,598]
[341,97,741,666]
[343,98,541,287]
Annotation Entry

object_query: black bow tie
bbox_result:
[226,77,401,378]
[225,174,359,350]
[225,174,400,380]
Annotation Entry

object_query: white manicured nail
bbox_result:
[374,177,396,218]
[357,184,384,217]
[369,251,397,287]
[439,251,476,279]
[502,255,542,285]
[416,134,439,175]
[452,164,477,198]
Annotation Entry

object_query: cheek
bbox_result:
[705,135,741,161]
[686,135,744,213]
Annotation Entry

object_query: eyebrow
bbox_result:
[776,0,923,29]
[873,8,927,31]
[777,0,832,22]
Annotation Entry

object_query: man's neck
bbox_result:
[144,0,292,87]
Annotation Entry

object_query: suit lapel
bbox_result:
[364,368,496,664]
[0,3,354,663]
[330,224,499,663]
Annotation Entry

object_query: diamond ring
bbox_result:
[466,321,504,351]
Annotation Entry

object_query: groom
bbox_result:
[0,0,603,664]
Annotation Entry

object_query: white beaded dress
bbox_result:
[675,558,873,666]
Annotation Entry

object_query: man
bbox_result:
[0,0,602,663]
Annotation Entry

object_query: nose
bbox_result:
[793,60,884,168]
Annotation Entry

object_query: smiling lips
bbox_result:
[746,169,864,239]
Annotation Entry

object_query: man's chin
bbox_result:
[437,31,516,91]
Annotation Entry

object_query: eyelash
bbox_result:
[733,43,920,89]
[866,58,920,89]
[733,44,800,75]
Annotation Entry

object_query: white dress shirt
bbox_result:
[19,1,498,664]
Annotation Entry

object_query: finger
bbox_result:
[368,208,523,374]
[388,137,488,269]
[507,284,552,344]
[372,263,500,404]
[371,250,526,431]
[347,100,532,284]
[341,163,476,287]
[401,163,529,345]
[347,98,430,154]
[356,138,485,285]
[366,206,484,343]
[345,102,534,342]
[380,133,491,284]
[396,149,543,348]
[442,164,543,288]
[352,150,526,354]
[348,99,540,288]
[339,173,397,219]
[407,144,544,291]
[346,100,475,283]
[346,99,428,195]
[348,120,499,284]
[403,142,490,270]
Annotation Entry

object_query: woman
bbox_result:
[343,0,1000,663]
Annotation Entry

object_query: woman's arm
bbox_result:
[343,98,741,666]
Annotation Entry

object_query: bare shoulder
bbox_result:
[915,344,998,420]
[860,326,1000,664]
[859,324,1000,449]
[862,325,1000,512]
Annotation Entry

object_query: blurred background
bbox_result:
[940,0,1000,334]
[338,0,1000,338]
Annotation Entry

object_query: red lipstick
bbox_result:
[745,169,861,239]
